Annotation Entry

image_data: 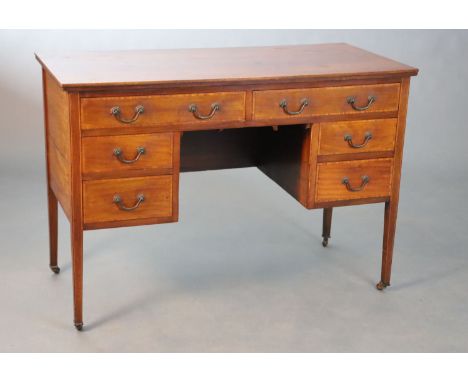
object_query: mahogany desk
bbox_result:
[36,44,418,330]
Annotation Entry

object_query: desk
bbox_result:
[36,44,418,330]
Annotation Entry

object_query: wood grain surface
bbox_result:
[81,92,246,130]
[83,175,173,224]
[82,133,173,177]
[315,158,393,202]
[318,119,397,156]
[35,44,418,90]
[253,83,400,120]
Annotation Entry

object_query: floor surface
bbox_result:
[1,166,467,352]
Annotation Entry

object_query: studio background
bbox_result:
[0,30,467,351]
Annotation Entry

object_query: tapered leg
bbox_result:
[377,200,399,290]
[322,207,333,247]
[47,187,60,274]
[71,222,83,330]
[376,77,410,291]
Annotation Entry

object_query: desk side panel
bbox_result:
[257,124,312,207]
[44,71,72,219]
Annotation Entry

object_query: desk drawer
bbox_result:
[83,175,173,224]
[253,83,400,121]
[315,158,393,202]
[82,133,173,177]
[81,92,246,130]
[318,119,397,156]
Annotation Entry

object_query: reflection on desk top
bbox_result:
[35,43,418,91]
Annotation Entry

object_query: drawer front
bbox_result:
[253,83,400,121]
[83,176,173,224]
[318,119,397,156]
[82,133,173,176]
[315,158,393,202]
[81,92,246,130]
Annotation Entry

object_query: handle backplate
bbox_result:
[113,146,146,164]
[110,105,145,124]
[347,95,376,111]
[188,103,220,120]
[279,98,309,115]
[342,175,370,192]
[113,193,145,211]
[344,132,373,149]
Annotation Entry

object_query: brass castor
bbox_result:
[376,281,390,291]
[50,265,60,274]
[322,237,329,247]
[74,322,83,331]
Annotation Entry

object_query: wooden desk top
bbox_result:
[36,43,418,91]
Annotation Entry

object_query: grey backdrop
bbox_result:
[1,30,467,352]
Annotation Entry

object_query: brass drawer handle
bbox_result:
[113,146,146,164]
[110,105,144,124]
[347,95,376,111]
[279,98,309,115]
[342,175,370,192]
[344,132,373,148]
[188,103,220,120]
[113,193,145,211]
